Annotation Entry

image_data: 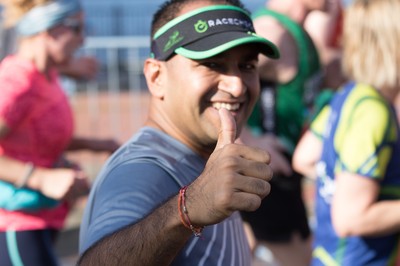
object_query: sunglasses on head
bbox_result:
[61,19,84,34]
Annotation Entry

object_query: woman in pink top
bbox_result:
[0,0,119,265]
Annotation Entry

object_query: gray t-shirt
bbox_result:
[79,127,251,265]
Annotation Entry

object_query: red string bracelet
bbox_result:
[178,187,191,229]
[178,186,204,237]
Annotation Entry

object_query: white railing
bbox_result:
[66,36,151,176]
[71,35,150,135]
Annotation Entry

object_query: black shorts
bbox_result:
[241,172,311,243]
[0,229,59,266]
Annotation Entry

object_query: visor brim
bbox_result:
[175,31,280,60]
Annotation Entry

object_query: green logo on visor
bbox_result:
[164,30,184,52]
[194,20,208,33]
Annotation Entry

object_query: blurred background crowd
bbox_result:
[0,0,399,265]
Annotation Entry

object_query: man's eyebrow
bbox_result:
[198,49,259,61]
[206,53,225,60]
[240,52,260,61]
[246,53,260,59]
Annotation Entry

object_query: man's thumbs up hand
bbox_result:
[184,108,273,227]
[215,108,237,150]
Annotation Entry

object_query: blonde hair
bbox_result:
[342,0,400,90]
[1,0,52,27]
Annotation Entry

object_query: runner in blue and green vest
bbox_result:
[293,0,400,264]
[240,1,335,265]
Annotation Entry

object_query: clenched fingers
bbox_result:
[228,189,271,212]
[237,159,273,182]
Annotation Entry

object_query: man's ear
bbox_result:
[144,58,165,98]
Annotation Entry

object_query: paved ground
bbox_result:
[56,228,80,265]
[55,199,86,265]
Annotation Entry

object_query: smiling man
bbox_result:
[78,0,279,265]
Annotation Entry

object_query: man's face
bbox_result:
[47,12,84,65]
[160,44,261,155]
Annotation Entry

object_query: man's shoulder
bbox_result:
[113,127,189,164]
[99,127,202,186]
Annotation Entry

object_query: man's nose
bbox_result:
[219,74,246,97]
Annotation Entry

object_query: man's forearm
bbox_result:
[78,195,192,265]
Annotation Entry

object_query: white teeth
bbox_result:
[212,102,240,111]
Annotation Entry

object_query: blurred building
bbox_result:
[81,0,266,37]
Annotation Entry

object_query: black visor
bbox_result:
[151,5,280,61]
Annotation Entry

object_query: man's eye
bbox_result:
[201,62,220,69]
[241,63,257,71]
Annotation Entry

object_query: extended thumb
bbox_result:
[215,108,237,150]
